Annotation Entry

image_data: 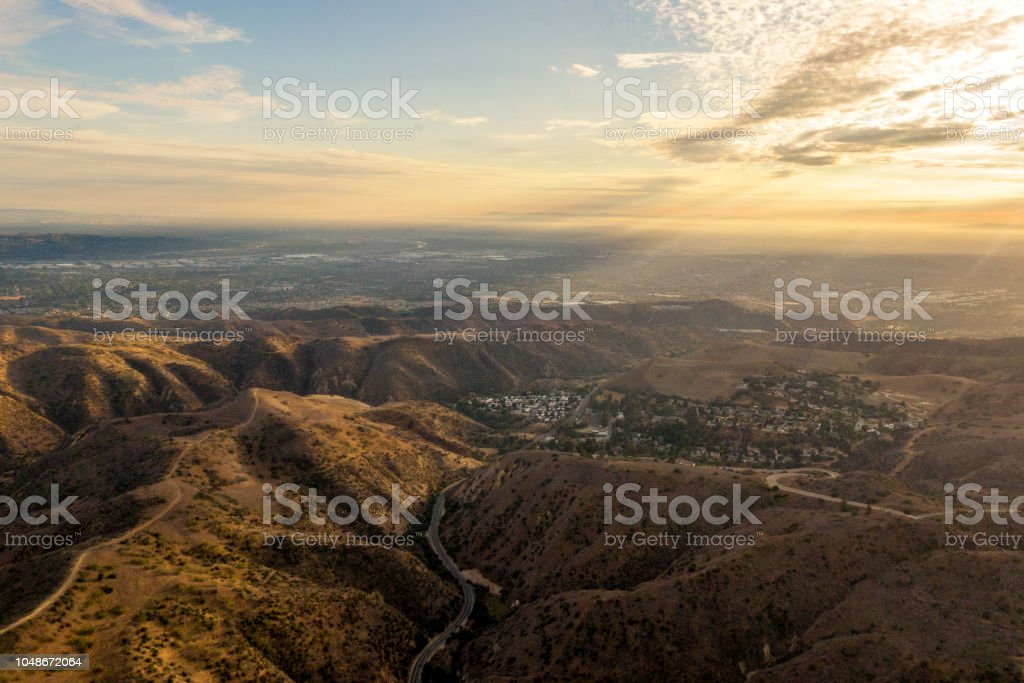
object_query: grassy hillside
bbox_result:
[0,390,484,682]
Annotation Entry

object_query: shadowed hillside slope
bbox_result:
[0,389,484,682]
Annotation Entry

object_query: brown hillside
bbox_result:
[0,390,484,682]
[444,453,1024,682]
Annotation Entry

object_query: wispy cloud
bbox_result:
[616,52,702,69]
[550,63,602,78]
[0,0,68,50]
[60,0,246,46]
[567,63,600,78]
[105,65,258,122]
[421,110,488,126]
[544,118,605,131]
[0,129,470,222]
[0,71,120,118]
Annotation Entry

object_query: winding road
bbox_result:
[408,487,475,683]
[765,468,942,520]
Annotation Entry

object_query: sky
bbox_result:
[0,0,1023,250]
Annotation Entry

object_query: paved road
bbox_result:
[408,488,475,683]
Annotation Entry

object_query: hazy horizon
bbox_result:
[0,1,1022,251]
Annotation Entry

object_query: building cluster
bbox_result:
[473,392,581,423]
[576,371,915,467]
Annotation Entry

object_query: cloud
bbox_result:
[768,143,837,167]
[567,63,601,78]
[616,52,713,69]
[628,0,1024,167]
[493,133,546,141]
[482,173,694,222]
[104,66,258,122]
[449,116,487,126]
[0,0,68,50]
[420,110,488,126]
[60,0,246,46]
[549,63,602,78]
[1,130,445,179]
[544,118,606,131]
[0,128,475,223]
[821,124,966,150]
[0,71,120,118]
